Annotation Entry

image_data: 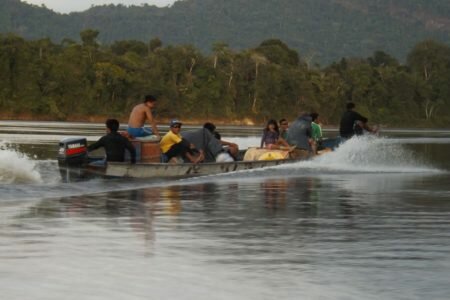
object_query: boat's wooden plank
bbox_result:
[105,159,294,178]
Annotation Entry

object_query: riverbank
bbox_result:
[0,113,258,126]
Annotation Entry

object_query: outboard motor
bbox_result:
[57,137,88,182]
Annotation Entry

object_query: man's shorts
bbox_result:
[127,127,153,138]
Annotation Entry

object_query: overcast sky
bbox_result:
[23,0,179,13]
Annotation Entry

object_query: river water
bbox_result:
[1,121,449,300]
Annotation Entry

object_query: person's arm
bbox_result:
[260,131,266,148]
[364,123,377,133]
[354,113,375,133]
[145,108,160,137]
[87,136,105,152]
[354,112,369,131]
[220,139,239,157]
[221,139,238,148]
[277,136,290,147]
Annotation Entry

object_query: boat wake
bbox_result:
[0,135,443,201]
[279,135,442,174]
[0,142,42,184]
[176,136,445,187]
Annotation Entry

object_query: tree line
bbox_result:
[1,30,450,127]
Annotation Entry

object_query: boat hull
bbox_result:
[105,159,295,179]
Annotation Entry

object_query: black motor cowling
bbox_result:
[57,137,88,182]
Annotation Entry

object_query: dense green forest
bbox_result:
[1,0,450,64]
[1,30,450,127]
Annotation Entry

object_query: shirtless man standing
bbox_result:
[127,95,160,138]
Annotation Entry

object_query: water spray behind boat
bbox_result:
[0,142,42,184]
[295,135,438,173]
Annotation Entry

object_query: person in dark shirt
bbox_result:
[88,119,136,164]
[339,102,376,139]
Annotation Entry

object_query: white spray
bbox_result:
[0,142,42,184]
[289,136,439,173]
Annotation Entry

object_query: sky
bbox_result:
[23,0,179,13]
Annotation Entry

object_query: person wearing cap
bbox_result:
[160,120,204,164]
[127,94,160,138]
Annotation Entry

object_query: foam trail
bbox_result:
[285,136,440,173]
[0,142,42,184]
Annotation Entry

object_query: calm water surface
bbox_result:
[1,121,450,300]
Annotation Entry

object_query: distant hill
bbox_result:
[1,0,450,64]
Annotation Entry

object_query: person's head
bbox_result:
[346,102,355,110]
[106,119,120,133]
[279,118,289,130]
[203,122,216,133]
[169,119,182,133]
[310,112,319,122]
[144,95,157,107]
[265,119,279,132]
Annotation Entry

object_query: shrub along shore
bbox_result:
[1,31,450,127]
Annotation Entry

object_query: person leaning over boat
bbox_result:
[87,119,136,165]
[339,102,377,140]
[203,122,239,160]
[160,119,204,164]
[261,119,290,149]
[182,122,235,162]
[127,94,160,138]
[286,113,314,159]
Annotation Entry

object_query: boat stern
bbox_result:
[57,137,89,182]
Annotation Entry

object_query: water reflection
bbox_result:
[262,179,288,210]
[2,172,450,300]
[3,122,450,299]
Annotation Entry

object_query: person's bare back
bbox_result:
[128,103,152,128]
[127,95,160,138]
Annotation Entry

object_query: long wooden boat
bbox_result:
[57,137,308,181]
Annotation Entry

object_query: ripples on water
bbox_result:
[1,124,450,300]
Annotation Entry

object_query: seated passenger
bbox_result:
[127,94,160,138]
[261,119,290,149]
[160,119,204,164]
[87,119,136,165]
[279,118,289,140]
[339,102,377,140]
[310,112,323,153]
[286,113,314,158]
[182,123,234,162]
